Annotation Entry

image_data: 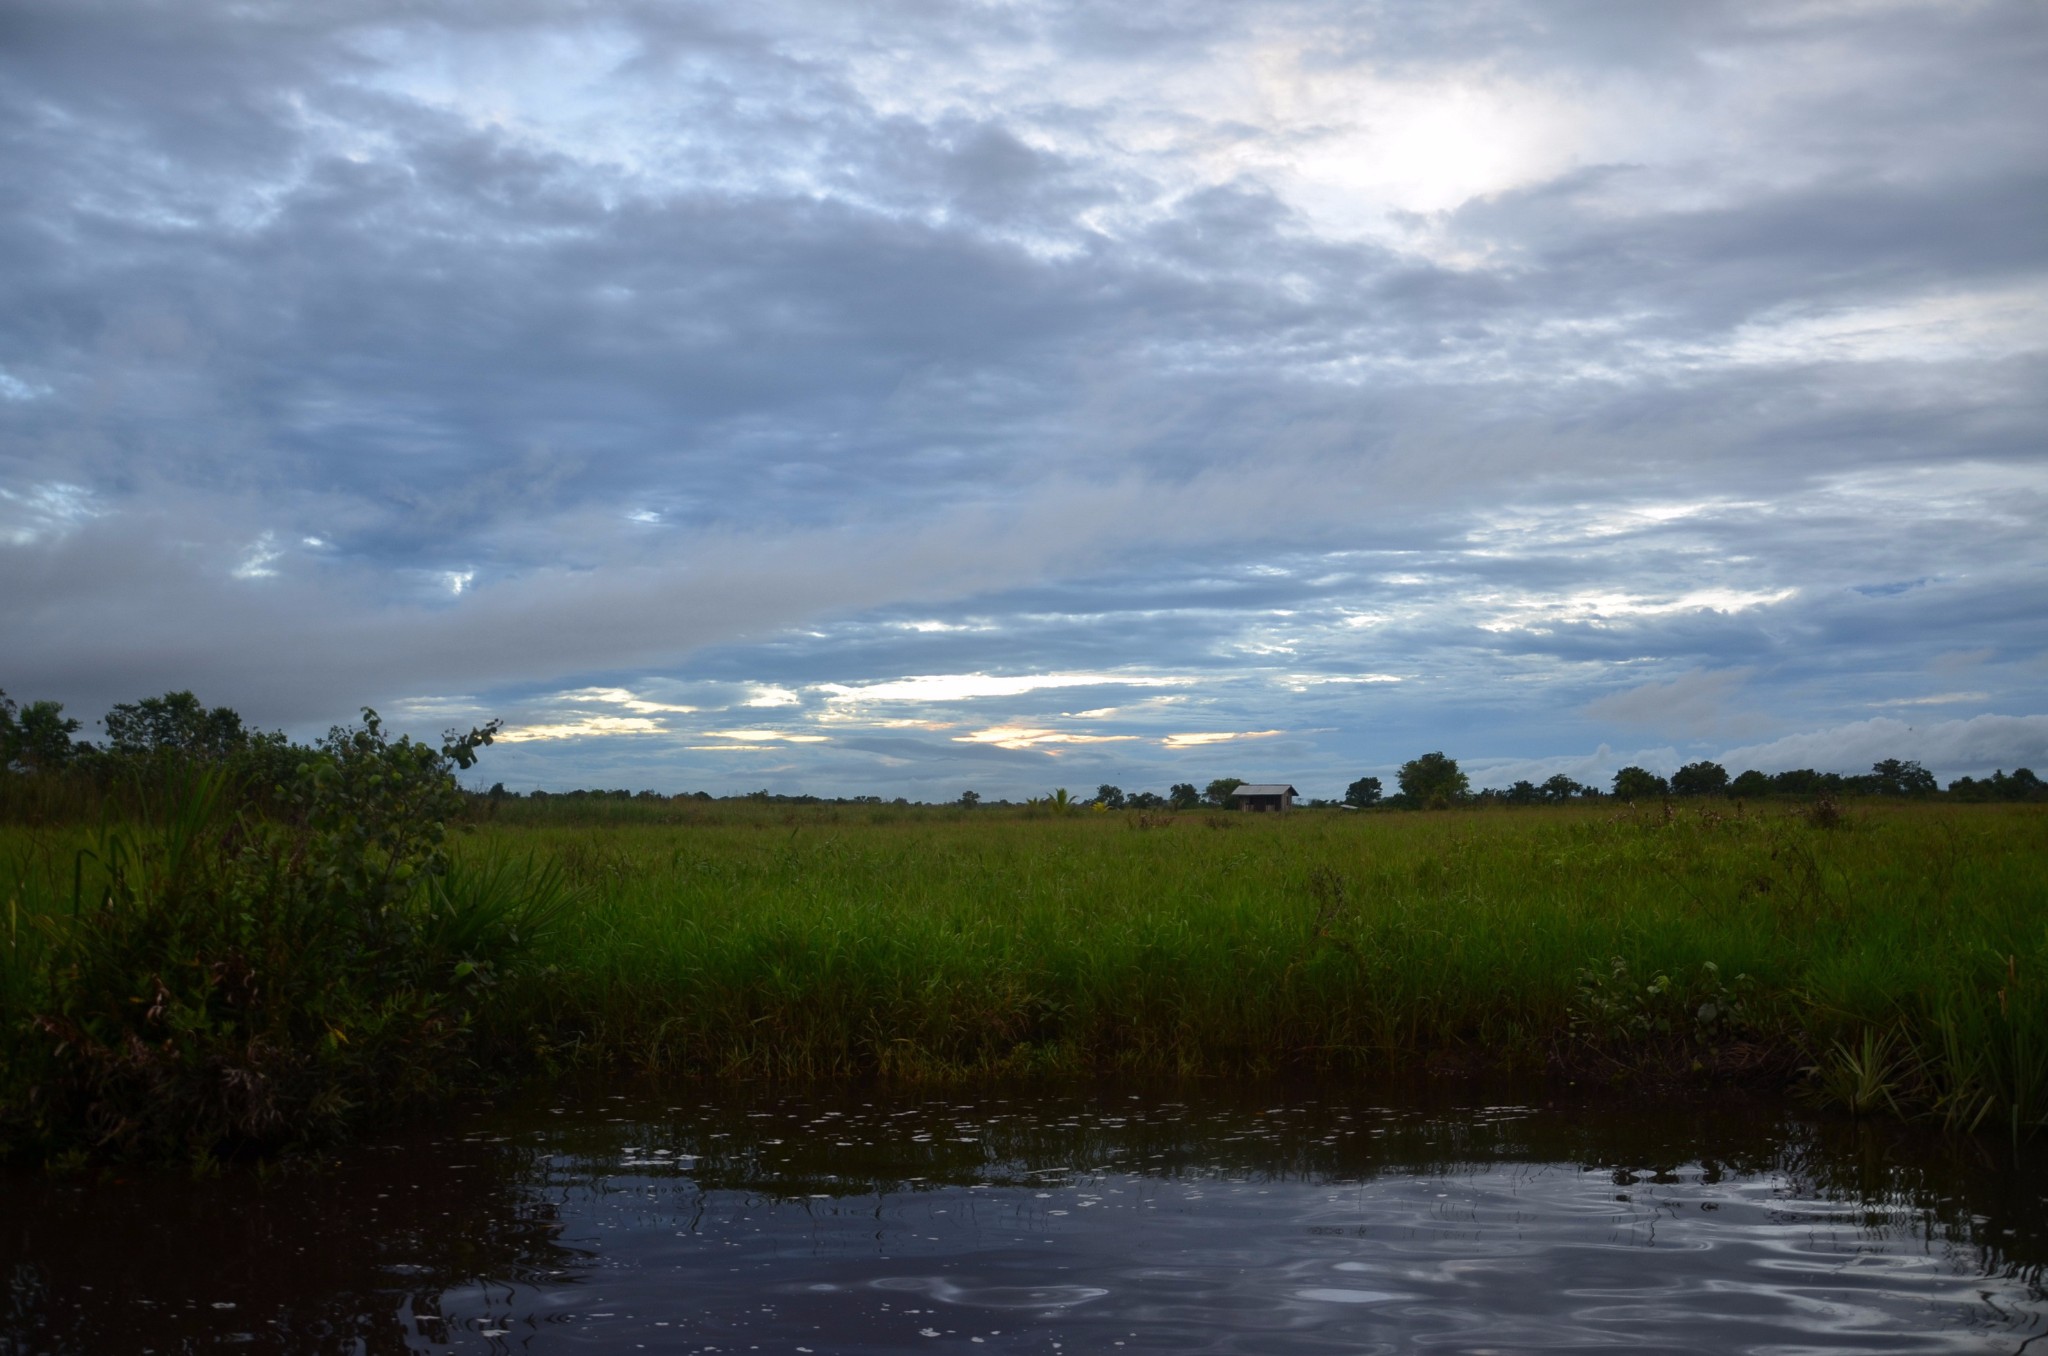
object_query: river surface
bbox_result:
[3,1082,2044,1354]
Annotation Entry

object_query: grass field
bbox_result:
[489,799,2046,1122]
[5,797,2045,1159]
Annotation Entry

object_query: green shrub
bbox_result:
[1,711,564,1165]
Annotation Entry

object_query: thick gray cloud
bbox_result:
[2,0,2043,796]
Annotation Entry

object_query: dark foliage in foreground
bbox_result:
[1,712,565,1167]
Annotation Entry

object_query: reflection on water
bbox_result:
[3,1083,2043,1353]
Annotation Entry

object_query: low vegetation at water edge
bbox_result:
[6,757,2047,1164]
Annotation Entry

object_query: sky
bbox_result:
[2,0,2045,800]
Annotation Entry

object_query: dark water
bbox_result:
[3,1083,2044,1354]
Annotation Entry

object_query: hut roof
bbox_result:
[1231,784,1298,797]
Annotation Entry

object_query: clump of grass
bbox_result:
[1806,1027,1909,1117]
[1804,794,1847,830]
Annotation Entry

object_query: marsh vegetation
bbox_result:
[474,797,2047,1128]
[5,753,2045,1164]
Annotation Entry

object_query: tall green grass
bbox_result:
[6,798,2044,1161]
[447,800,2046,1135]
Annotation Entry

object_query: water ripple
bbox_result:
[5,1087,2042,1354]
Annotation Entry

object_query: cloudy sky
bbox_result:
[3,0,2045,798]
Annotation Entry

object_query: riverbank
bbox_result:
[5,800,2044,1162]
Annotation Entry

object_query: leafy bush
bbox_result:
[1571,957,1755,1066]
[1,711,565,1165]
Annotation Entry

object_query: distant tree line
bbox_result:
[0,686,510,816]
[7,688,2044,814]
[1344,751,2044,809]
[466,761,2043,809]
[2,688,305,817]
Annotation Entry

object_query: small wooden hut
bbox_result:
[1230,783,1297,813]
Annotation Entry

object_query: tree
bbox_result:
[1127,790,1166,809]
[1539,773,1585,803]
[1671,761,1729,797]
[1343,775,1383,808]
[1611,766,1670,800]
[102,690,248,760]
[1095,784,1126,809]
[1396,752,1468,809]
[0,690,82,773]
[1168,782,1202,810]
[1945,768,2044,802]
[1204,777,1244,808]
[1770,768,1828,797]
[1869,759,1937,797]
[1504,779,1540,805]
[1730,769,1771,798]
[958,789,981,808]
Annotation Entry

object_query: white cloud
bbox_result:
[1719,713,2048,779]
[954,725,1140,751]
[1161,730,1286,748]
[0,483,101,545]
[1281,673,1403,690]
[553,686,699,715]
[1468,498,1771,549]
[231,532,283,580]
[893,619,986,634]
[1715,282,2048,368]
[1479,589,1796,634]
[0,369,51,401]
[1586,667,1760,739]
[701,729,829,743]
[820,672,1191,705]
[498,715,666,742]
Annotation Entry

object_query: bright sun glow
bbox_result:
[1282,85,1554,218]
